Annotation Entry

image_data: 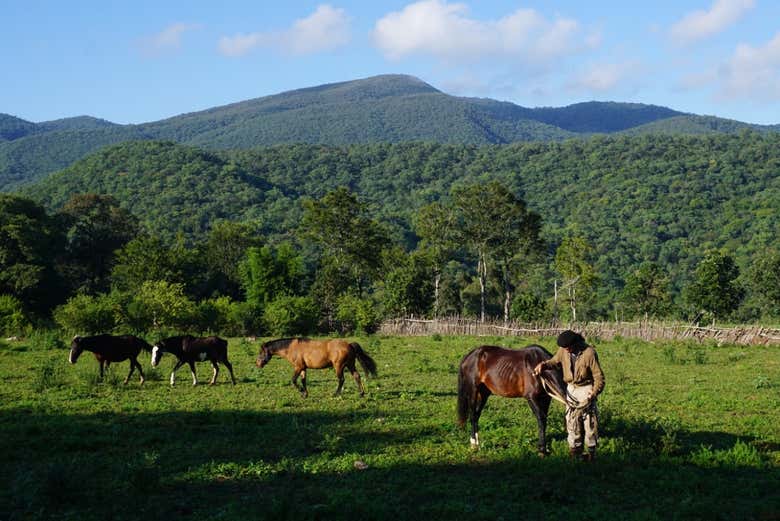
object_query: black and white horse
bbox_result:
[151,335,236,386]
[69,334,152,385]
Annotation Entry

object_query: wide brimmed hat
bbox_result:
[557,330,585,349]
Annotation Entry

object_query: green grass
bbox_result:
[1,335,778,520]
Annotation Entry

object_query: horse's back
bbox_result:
[86,334,146,360]
[463,344,551,398]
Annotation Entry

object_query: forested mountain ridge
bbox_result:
[23,133,780,308]
[2,74,778,190]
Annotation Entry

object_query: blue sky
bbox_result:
[3,0,779,124]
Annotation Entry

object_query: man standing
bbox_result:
[534,330,605,461]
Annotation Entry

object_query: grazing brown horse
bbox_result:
[256,338,377,397]
[69,334,152,385]
[151,335,236,386]
[457,344,568,455]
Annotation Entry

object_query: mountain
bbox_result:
[2,74,778,190]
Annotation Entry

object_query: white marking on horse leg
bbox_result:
[170,372,175,386]
[470,432,480,448]
[151,346,159,367]
[191,369,198,386]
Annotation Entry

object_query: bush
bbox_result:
[262,296,319,336]
[0,294,31,337]
[127,281,195,333]
[336,293,380,334]
[510,291,549,322]
[53,293,118,335]
[26,329,66,351]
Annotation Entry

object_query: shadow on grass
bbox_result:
[0,408,777,521]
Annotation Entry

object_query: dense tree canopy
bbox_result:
[3,131,778,330]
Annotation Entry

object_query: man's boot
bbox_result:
[583,447,596,462]
[569,446,582,460]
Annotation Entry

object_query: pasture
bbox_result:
[1,335,778,520]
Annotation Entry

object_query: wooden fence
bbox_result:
[378,318,780,346]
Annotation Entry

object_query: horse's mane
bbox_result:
[264,337,311,353]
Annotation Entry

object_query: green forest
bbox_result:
[2,131,779,338]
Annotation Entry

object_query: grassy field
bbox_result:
[1,334,778,520]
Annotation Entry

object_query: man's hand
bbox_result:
[533,363,544,376]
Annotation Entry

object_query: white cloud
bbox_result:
[372,0,591,63]
[218,4,350,57]
[140,22,200,56]
[568,61,642,93]
[670,0,754,45]
[718,32,780,101]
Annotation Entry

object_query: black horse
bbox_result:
[457,344,568,455]
[151,335,236,386]
[69,334,152,385]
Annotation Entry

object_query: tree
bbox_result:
[58,194,139,295]
[300,187,388,292]
[684,251,744,321]
[241,242,304,308]
[111,234,196,294]
[747,250,780,318]
[0,195,64,312]
[553,235,597,322]
[201,220,263,300]
[377,248,433,318]
[451,181,541,322]
[414,202,458,317]
[621,262,672,319]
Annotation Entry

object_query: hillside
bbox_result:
[24,134,780,299]
[2,74,778,189]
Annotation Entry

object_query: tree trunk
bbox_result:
[569,286,577,322]
[478,252,486,322]
[433,270,441,318]
[502,263,511,324]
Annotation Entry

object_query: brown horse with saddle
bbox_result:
[256,337,377,397]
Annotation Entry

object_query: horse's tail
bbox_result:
[457,348,479,428]
[349,342,377,377]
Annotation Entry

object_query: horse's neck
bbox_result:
[273,346,292,360]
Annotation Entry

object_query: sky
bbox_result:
[2,0,779,125]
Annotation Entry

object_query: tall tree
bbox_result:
[414,201,458,317]
[747,250,780,318]
[553,235,597,322]
[58,194,140,294]
[621,262,672,319]
[201,220,263,300]
[0,195,64,312]
[451,181,541,322]
[241,242,304,308]
[300,186,388,293]
[684,251,744,321]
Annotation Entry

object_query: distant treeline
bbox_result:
[1,133,778,336]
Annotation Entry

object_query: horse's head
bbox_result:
[69,336,83,364]
[150,341,166,367]
[256,344,272,368]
